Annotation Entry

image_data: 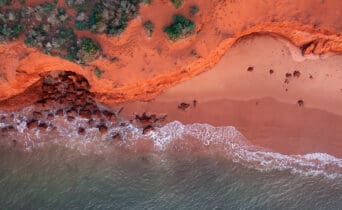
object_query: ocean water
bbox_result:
[0,145,341,209]
[0,110,341,209]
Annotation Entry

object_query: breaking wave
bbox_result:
[0,109,341,179]
[144,121,342,179]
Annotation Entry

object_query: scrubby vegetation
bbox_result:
[164,15,195,41]
[77,38,101,63]
[0,10,24,42]
[0,2,102,64]
[189,5,199,17]
[94,66,103,78]
[66,0,140,35]
[143,20,154,37]
[170,0,184,9]
[0,1,163,64]
[25,24,100,63]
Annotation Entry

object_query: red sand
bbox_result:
[117,35,342,157]
[0,1,341,157]
[0,0,342,108]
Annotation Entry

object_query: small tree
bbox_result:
[189,5,199,17]
[143,20,155,37]
[164,15,195,41]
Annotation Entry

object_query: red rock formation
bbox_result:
[0,0,341,110]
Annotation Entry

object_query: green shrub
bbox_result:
[24,36,34,46]
[76,37,100,63]
[95,67,103,78]
[89,4,103,27]
[24,24,48,48]
[80,38,99,54]
[189,5,199,17]
[54,27,77,50]
[1,24,24,39]
[0,10,25,41]
[75,21,89,30]
[25,25,80,61]
[143,20,154,37]
[106,15,128,35]
[170,0,184,9]
[164,15,195,41]
[66,46,79,61]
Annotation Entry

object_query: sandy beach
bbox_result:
[118,35,342,157]
[1,1,342,209]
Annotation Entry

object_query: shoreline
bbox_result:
[118,97,342,157]
[116,35,342,158]
[0,35,341,158]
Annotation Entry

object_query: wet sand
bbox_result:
[118,35,342,157]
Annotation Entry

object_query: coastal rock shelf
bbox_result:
[0,71,166,148]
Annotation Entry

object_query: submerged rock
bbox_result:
[27,120,38,130]
[98,124,108,135]
[38,123,48,131]
[79,109,91,119]
[111,132,122,143]
[143,125,154,134]
[78,127,86,135]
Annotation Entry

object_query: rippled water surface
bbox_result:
[0,109,341,209]
[0,144,341,209]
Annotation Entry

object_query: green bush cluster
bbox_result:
[0,2,103,64]
[24,24,100,64]
[80,38,99,54]
[164,15,195,41]
[63,37,101,63]
[0,10,24,42]
[0,1,106,64]
[24,24,49,47]
[66,0,140,35]
[0,24,24,42]
[77,37,101,63]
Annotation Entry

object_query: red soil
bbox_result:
[0,0,342,110]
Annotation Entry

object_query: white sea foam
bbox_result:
[142,121,342,178]
[1,110,341,179]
